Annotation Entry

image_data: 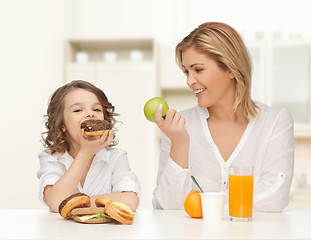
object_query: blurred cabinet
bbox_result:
[66,64,95,82]
[287,189,311,210]
[248,41,311,137]
[158,42,185,89]
[247,42,266,103]
[268,42,310,136]
[65,38,158,210]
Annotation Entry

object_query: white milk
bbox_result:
[200,192,226,222]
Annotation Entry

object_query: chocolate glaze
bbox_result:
[80,119,112,132]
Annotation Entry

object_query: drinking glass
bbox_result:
[229,166,254,222]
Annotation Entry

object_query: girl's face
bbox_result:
[62,88,104,147]
[181,47,235,108]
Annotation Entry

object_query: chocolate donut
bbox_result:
[81,119,112,136]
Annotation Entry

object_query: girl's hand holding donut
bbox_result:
[79,129,114,157]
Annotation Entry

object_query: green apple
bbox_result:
[144,97,169,122]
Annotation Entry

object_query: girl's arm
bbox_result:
[43,151,94,212]
[96,150,141,211]
[44,130,114,212]
[90,191,139,211]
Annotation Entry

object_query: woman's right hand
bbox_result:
[154,104,189,145]
[155,104,189,169]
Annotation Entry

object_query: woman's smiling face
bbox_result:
[62,88,105,148]
[181,47,236,108]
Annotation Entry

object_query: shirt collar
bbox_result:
[56,151,73,169]
[93,148,109,164]
[56,148,109,169]
[196,105,210,120]
[196,105,257,121]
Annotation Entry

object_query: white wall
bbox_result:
[0,0,71,209]
[0,0,310,210]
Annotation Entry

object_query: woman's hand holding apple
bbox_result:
[154,105,189,144]
[154,105,189,168]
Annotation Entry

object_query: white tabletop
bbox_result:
[0,209,310,239]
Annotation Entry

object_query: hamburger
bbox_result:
[96,197,134,225]
[71,207,113,224]
[58,194,134,224]
[81,119,112,136]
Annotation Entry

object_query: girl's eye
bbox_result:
[93,108,102,112]
[73,109,82,112]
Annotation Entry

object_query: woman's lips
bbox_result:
[194,88,206,96]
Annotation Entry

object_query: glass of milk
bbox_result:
[200,192,226,222]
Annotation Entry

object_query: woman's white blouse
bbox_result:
[152,103,294,212]
[37,148,141,203]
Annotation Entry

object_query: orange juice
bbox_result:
[229,175,253,219]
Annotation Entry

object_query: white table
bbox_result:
[0,209,310,239]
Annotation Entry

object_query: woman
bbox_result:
[152,22,294,212]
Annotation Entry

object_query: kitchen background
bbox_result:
[0,0,310,210]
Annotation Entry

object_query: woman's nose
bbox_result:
[187,74,196,87]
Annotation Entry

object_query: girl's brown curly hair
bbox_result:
[41,80,119,154]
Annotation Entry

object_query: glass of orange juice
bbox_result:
[229,166,254,222]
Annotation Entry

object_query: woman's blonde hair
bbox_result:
[41,80,119,154]
[176,22,258,121]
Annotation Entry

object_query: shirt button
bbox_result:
[224,181,227,185]
[223,166,227,169]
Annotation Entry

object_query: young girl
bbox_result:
[37,80,140,212]
[152,22,294,212]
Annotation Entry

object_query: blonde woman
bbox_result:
[152,22,294,212]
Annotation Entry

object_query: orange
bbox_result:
[184,190,202,218]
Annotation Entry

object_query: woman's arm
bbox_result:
[152,105,193,209]
[253,109,294,212]
[154,105,190,168]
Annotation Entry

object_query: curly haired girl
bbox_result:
[37,80,140,212]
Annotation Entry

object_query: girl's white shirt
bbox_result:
[152,103,294,212]
[37,148,141,203]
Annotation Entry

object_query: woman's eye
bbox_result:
[195,68,203,73]
[183,69,189,76]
